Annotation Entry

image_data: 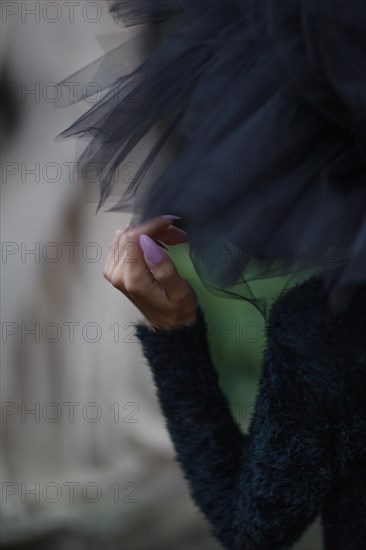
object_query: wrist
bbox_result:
[146,311,198,331]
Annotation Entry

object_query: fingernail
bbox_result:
[178,229,190,239]
[139,234,165,264]
[161,214,181,220]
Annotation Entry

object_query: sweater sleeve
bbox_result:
[135,293,334,550]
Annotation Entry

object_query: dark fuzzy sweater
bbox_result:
[135,276,366,550]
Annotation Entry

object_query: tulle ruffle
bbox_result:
[60,0,366,316]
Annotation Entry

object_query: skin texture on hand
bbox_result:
[103,216,198,330]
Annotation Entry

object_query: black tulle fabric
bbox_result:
[60,0,366,317]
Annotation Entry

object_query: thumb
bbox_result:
[139,234,182,299]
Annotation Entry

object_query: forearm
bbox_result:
[136,306,246,549]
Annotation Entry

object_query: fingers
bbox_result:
[113,229,155,294]
[131,216,176,238]
[105,217,171,269]
[104,216,189,299]
[139,234,190,303]
[153,225,189,245]
[103,229,123,281]
[123,217,188,243]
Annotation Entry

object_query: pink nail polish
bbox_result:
[139,234,165,264]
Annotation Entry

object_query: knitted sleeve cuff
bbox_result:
[135,306,219,386]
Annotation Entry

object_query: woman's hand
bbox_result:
[103,216,198,330]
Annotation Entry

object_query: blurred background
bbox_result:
[1,2,321,548]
